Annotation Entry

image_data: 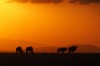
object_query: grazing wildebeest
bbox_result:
[57,47,67,53]
[68,46,78,53]
[16,46,23,53]
[26,46,34,53]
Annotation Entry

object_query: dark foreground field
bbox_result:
[0,53,99,66]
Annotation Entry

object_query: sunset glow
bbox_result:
[0,0,100,52]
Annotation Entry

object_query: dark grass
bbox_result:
[0,53,99,66]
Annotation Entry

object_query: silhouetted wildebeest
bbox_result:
[68,46,78,53]
[57,47,67,53]
[26,46,34,53]
[16,46,23,53]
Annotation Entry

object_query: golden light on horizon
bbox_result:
[0,0,100,51]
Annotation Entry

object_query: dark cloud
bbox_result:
[10,0,63,4]
[69,0,100,4]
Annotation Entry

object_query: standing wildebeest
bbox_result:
[26,46,34,53]
[68,46,78,53]
[57,47,67,53]
[16,46,23,53]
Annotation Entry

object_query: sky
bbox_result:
[0,0,100,51]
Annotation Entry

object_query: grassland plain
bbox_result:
[0,53,99,66]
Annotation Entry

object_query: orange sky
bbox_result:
[0,0,100,51]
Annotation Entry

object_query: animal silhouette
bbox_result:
[26,46,34,53]
[68,46,78,53]
[16,46,23,53]
[57,47,67,53]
